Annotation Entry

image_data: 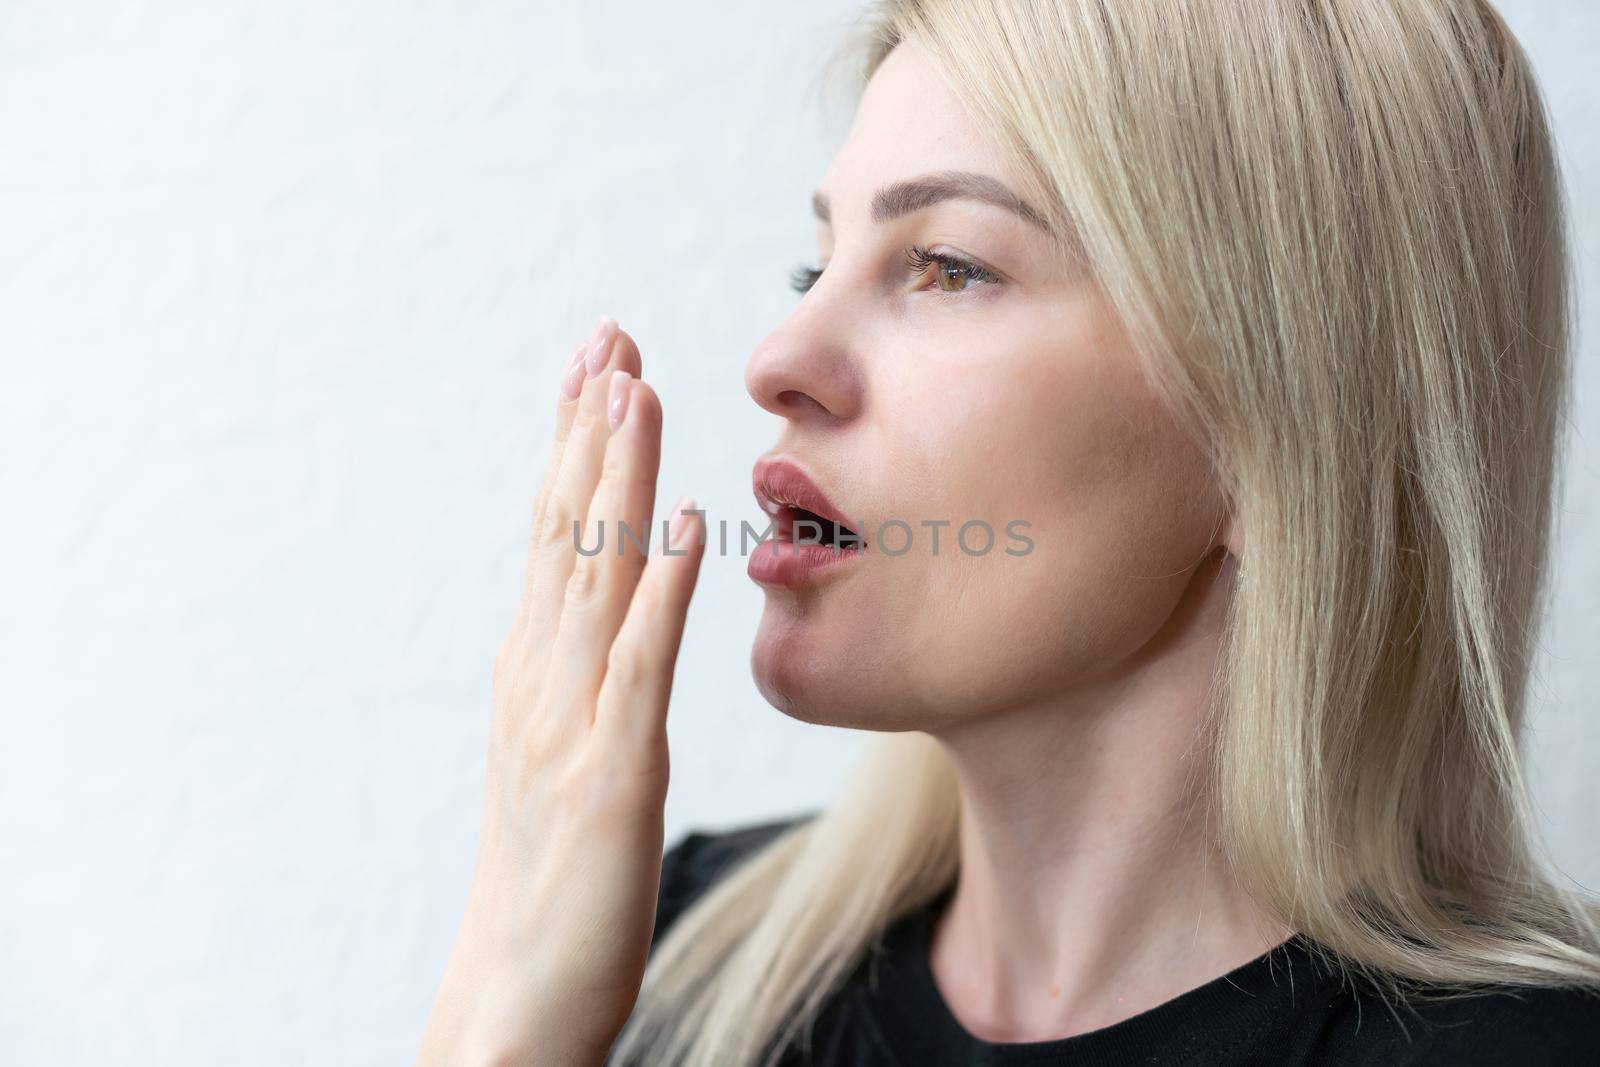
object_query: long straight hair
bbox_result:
[610,2,1600,1063]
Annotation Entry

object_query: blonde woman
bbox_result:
[417,1,1600,1064]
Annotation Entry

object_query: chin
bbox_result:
[749,602,886,730]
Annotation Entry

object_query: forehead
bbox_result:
[817,40,1019,217]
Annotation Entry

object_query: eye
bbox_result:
[788,247,999,296]
[789,263,823,295]
[905,245,996,294]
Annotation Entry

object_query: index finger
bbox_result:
[513,319,644,636]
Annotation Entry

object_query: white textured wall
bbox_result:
[1,3,1594,1064]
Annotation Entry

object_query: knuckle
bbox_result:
[492,636,536,702]
[520,721,566,778]
[605,642,652,688]
[545,762,585,812]
[599,439,630,484]
[563,555,605,609]
[538,494,582,552]
[548,757,640,825]
[568,400,602,439]
[631,586,666,627]
[627,466,657,504]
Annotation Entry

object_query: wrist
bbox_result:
[420,933,616,1067]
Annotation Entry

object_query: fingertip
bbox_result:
[669,497,708,562]
[610,327,643,378]
[625,378,664,436]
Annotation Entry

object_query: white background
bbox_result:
[1,3,1595,1064]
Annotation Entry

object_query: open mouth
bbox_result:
[772,503,864,551]
[749,455,869,586]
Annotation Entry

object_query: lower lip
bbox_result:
[747,538,865,587]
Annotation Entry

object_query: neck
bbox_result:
[923,549,1293,1042]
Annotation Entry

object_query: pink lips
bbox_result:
[747,456,866,587]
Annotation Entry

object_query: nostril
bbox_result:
[776,389,831,416]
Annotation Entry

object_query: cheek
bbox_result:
[880,328,1222,712]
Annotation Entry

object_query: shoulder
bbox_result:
[651,810,817,946]
[1331,979,1600,1064]
[1402,983,1600,1063]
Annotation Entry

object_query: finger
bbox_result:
[518,321,646,629]
[543,375,663,717]
[592,499,706,760]
[510,338,588,638]
[520,322,642,652]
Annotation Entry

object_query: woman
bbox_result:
[418,1,1600,1064]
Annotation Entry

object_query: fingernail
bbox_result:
[669,496,696,546]
[563,347,588,399]
[608,369,633,429]
[586,316,618,377]
[561,352,587,400]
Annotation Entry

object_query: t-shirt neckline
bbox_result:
[864,884,1344,1066]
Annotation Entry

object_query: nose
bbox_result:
[744,292,864,424]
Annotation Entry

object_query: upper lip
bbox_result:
[752,455,860,536]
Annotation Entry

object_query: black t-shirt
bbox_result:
[628,813,1600,1065]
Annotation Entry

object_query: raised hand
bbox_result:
[418,317,706,1067]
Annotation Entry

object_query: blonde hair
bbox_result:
[610,1,1600,1063]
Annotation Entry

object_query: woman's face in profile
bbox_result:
[744,40,1234,731]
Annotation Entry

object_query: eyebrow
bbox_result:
[810,170,1051,232]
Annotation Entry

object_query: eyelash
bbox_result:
[787,245,997,296]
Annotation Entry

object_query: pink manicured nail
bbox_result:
[561,353,587,400]
[608,369,633,429]
[669,496,696,546]
[586,316,618,377]
[563,347,588,399]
